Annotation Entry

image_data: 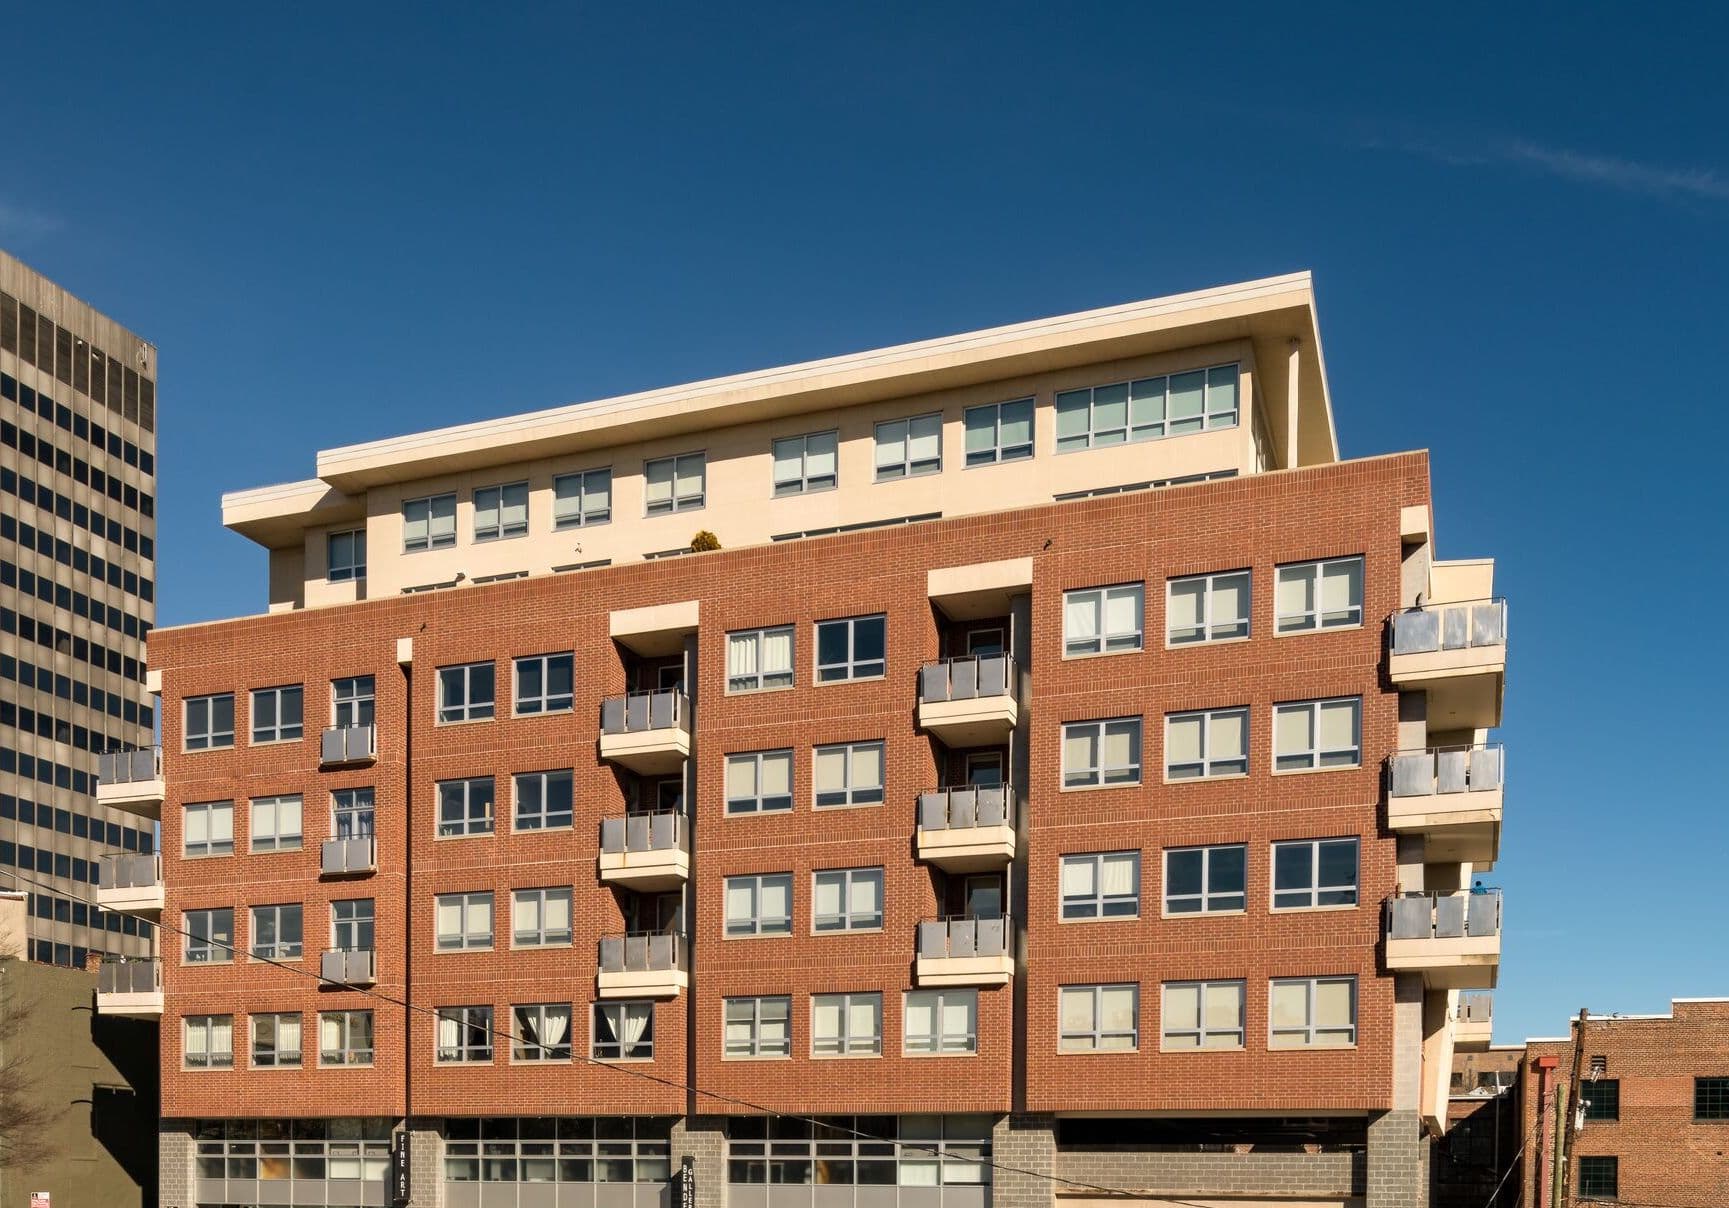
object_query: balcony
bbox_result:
[599,812,689,891]
[320,724,377,767]
[916,916,1013,987]
[1384,891,1501,990]
[917,654,1018,746]
[1455,992,1493,1051]
[95,747,165,819]
[96,853,163,917]
[1387,745,1504,866]
[96,959,162,1017]
[320,947,377,987]
[597,932,687,999]
[321,835,378,877]
[916,787,1015,872]
[598,690,690,775]
[1387,600,1507,729]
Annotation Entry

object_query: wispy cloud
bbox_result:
[0,200,64,239]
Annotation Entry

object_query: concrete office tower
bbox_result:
[122,274,1505,1208]
[0,250,158,968]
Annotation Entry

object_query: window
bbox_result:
[1063,585,1144,656]
[511,1003,573,1061]
[1582,1079,1620,1121]
[184,801,235,858]
[185,693,235,750]
[812,992,882,1057]
[1697,1077,1729,1120]
[874,413,942,479]
[554,467,612,528]
[1059,984,1138,1051]
[435,892,494,951]
[514,653,574,715]
[251,1012,302,1068]
[1167,571,1250,645]
[250,685,304,743]
[1276,556,1364,634]
[964,398,1033,466]
[327,528,366,582]
[773,430,838,495]
[1271,838,1360,909]
[1165,708,1249,779]
[1060,852,1140,920]
[333,787,375,838]
[1161,980,1246,1049]
[184,1015,234,1068]
[438,662,495,723]
[332,899,375,951]
[1269,976,1357,1048]
[592,1001,654,1060]
[727,626,794,692]
[725,874,792,937]
[1164,845,1247,915]
[436,1005,494,1063]
[318,1010,375,1068]
[443,1118,670,1183]
[473,481,529,541]
[1061,718,1142,787]
[904,989,977,1055]
[184,907,235,963]
[402,493,457,552]
[724,996,791,1058]
[813,868,884,932]
[644,452,705,515]
[250,904,303,960]
[1274,698,1362,771]
[332,676,375,728]
[250,795,302,852]
[1054,365,1239,452]
[514,770,574,830]
[815,614,886,682]
[512,887,572,947]
[725,751,793,815]
[813,741,884,807]
[438,777,495,837]
[1576,1156,1617,1199]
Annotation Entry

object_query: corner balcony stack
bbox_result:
[598,811,689,891]
[320,723,377,767]
[96,958,163,1017]
[321,835,378,877]
[1388,599,1507,730]
[321,948,377,987]
[597,932,687,999]
[915,915,1013,987]
[1384,890,1502,990]
[916,787,1015,872]
[598,690,691,775]
[95,746,165,819]
[917,654,1018,746]
[1455,992,1493,1051]
[96,853,164,917]
[1387,745,1504,866]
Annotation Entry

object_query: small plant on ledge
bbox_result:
[689,530,721,552]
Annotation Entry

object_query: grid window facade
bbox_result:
[773,430,839,495]
[1269,976,1357,1048]
[333,787,375,838]
[725,750,793,815]
[1063,584,1144,656]
[327,529,366,582]
[473,481,529,541]
[1167,570,1251,644]
[250,903,303,960]
[904,989,977,1055]
[185,693,235,750]
[1055,364,1239,452]
[1161,980,1246,1049]
[815,614,886,682]
[726,626,794,692]
[514,770,574,830]
[1062,717,1142,787]
[185,1015,235,1069]
[724,996,791,1058]
[813,741,884,807]
[1276,556,1364,633]
[725,874,792,936]
[812,867,884,932]
[592,1001,654,1060]
[1165,707,1249,779]
[1577,1156,1617,1199]
[251,685,304,743]
[438,777,495,837]
[811,992,882,1056]
[874,413,942,479]
[184,908,234,964]
[436,1005,494,1063]
[1271,838,1360,909]
[1058,984,1138,1051]
[1060,851,1140,920]
[1164,844,1247,915]
[332,676,375,728]
[963,398,1033,465]
[553,467,612,529]
[403,493,457,552]
[511,1003,574,1062]
[1697,1077,1729,1120]
[443,1117,671,1183]
[184,800,235,858]
[250,794,303,852]
[1582,1079,1619,1121]
[318,1010,374,1065]
[723,1116,989,1186]
[1274,697,1362,771]
[644,453,705,515]
[251,1012,303,1068]
[512,887,573,947]
[514,652,574,714]
[438,662,496,723]
[435,892,494,951]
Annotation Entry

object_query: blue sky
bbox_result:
[5,3,1725,1045]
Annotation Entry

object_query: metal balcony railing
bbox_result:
[98,746,162,786]
[918,786,1010,830]
[917,915,1011,959]
[320,948,377,985]
[98,958,161,995]
[1388,745,1505,796]
[597,932,686,974]
[1388,599,1508,656]
[98,853,161,891]
[918,654,1016,705]
[320,724,377,765]
[1385,890,1502,942]
[599,811,684,854]
[1457,992,1494,1023]
[599,690,689,735]
[321,836,378,876]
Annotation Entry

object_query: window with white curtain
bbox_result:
[773,430,839,495]
[904,989,977,1055]
[252,1012,303,1067]
[183,800,234,857]
[964,398,1034,466]
[1060,851,1140,920]
[812,992,882,1056]
[1273,698,1362,771]
[1061,718,1142,787]
[726,626,794,693]
[435,891,493,951]
[1271,838,1360,909]
[319,1009,374,1065]
[1269,976,1357,1048]
[512,887,572,947]
[724,873,792,936]
[554,467,613,529]
[644,453,706,515]
[724,750,793,815]
[473,481,529,542]
[333,788,375,839]
[1059,984,1139,1051]
[812,867,884,932]
[512,1003,573,1061]
[1276,556,1364,633]
[874,413,943,480]
[184,908,234,962]
[184,1014,234,1068]
[436,1005,494,1062]
[1163,845,1247,915]
[1167,571,1251,644]
[1165,707,1249,779]
[1063,585,1144,656]
[402,493,457,552]
[592,1001,654,1060]
[1054,365,1239,453]
[249,794,303,852]
[813,741,884,807]
[724,996,791,1058]
[1161,980,1245,1049]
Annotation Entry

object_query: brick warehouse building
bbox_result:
[102,274,1507,1208]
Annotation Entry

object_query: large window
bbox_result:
[473,481,529,542]
[184,801,235,858]
[1274,698,1362,771]
[1271,838,1360,909]
[332,676,375,728]
[1577,1156,1617,1199]
[1697,1077,1729,1120]
[438,662,495,723]
[512,887,573,947]
[332,899,375,952]
[1061,718,1142,787]
[318,1010,375,1065]
[436,1005,494,1063]
[813,741,884,807]
[725,751,793,815]
[192,1120,390,1183]
[1054,365,1239,452]
[725,874,792,937]
[252,1012,303,1068]
[812,868,884,932]
[1167,571,1250,645]
[904,989,977,1055]
[511,1003,573,1062]
[402,493,457,552]
[1269,976,1357,1048]
[724,996,792,1058]
[1059,852,1140,920]
[644,452,705,515]
[250,904,303,960]
[812,993,881,1057]
[327,528,366,582]
[554,467,612,529]
[184,1015,234,1068]
[185,693,235,750]
[438,777,495,837]
[251,685,304,743]
[592,1001,654,1061]
[1063,584,1144,656]
[726,626,794,693]
[724,1115,990,1186]
[773,430,838,495]
[333,787,375,838]
[1165,708,1249,780]
[815,614,886,682]
[1161,980,1246,1050]
[964,398,1033,466]
[514,653,574,715]
[1164,845,1247,915]
[443,1117,671,1183]
[250,795,303,853]
[1059,984,1138,1051]
[435,892,494,951]
[874,413,942,479]
[184,907,235,963]
[1582,1079,1620,1121]
[1276,556,1364,634]
[514,770,574,831]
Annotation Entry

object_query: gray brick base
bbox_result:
[404,1121,445,1208]
[672,1116,728,1208]
[158,1124,196,1208]
[1367,1109,1428,1208]
[990,1115,1056,1208]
